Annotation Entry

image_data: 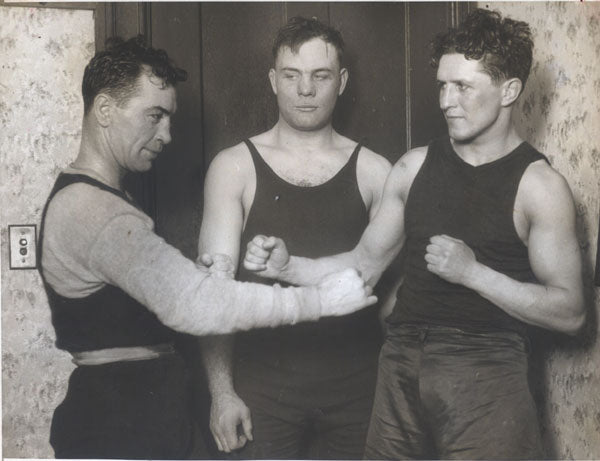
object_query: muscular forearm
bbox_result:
[277,252,355,285]
[201,335,236,397]
[465,262,585,334]
[274,243,390,288]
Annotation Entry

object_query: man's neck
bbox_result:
[272,119,338,152]
[72,130,124,190]
[451,126,524,167]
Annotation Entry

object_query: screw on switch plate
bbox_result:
[9,225,37,269]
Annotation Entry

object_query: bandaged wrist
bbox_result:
[273,284,321,325]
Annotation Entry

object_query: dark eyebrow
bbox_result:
[280,67,334,73]
[148,106,172,115]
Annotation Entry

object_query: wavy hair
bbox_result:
[82,35,187,114]
[431,9,533,88]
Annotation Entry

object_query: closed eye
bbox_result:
[314,72,332,80]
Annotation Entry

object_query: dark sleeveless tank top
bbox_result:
[388,137,549,335]
[236,139,381,372]
[38,173,176,352]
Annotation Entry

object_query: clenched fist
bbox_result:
[243,235,290,279]
[424,234,477,285]
[317,268,378,317]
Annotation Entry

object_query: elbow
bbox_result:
[563,310,585,336]
[562,297,586,336]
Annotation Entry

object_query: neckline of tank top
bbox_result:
[441,137,530,171]
[58,171,138,209]
[248,140,362,190]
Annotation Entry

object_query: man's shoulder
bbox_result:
[209,141,254,174]
[213,141,253,162]
[519,158,575,217]
[49,181,146,220]
[392,146,428,174]
[50,181,130,213]
[522,159,570,195]
[357,145,392,174]
[355,145,392,197]
[45,181,151,242]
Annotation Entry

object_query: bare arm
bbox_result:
[197,149,251,452]
[425,162,585,334]
[244,148,427,287]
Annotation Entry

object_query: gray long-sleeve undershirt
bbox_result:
[42,180,321,336]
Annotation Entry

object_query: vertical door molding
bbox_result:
[405,1,468,150]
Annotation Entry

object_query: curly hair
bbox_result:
[82,35,187,114]
[272,16,345,67]
[431,9,533,88]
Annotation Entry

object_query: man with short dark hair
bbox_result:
[243,9,585,459]
[199,16,391,459]
[39,35,375,459]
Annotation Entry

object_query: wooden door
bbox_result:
[95,2,468,257]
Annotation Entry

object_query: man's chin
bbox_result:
[448,130,475,144]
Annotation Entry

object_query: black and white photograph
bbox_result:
[1,1,599,459]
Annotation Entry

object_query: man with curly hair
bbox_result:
[243,9,585,459]
[38,35,375,459]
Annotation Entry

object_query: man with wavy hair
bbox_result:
[243,9,585,459]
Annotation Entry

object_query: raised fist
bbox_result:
[243,235,290,279]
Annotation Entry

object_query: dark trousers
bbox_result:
[232,350,379,460]
[365,325,543,460]
[50,354,201,459]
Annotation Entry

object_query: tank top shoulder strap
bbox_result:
[243,138,271,175]
[346,140,363,175]
[520,142,550,166]
[46,173,135,209]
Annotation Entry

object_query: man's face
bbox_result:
[270,38,347,132]
[107,71,177,173]
[437,53,505,143]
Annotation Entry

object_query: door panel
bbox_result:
[408,2,459,148]
[200,2,281,165]
[330,2,406,160]
[96,2,462,257]
[151,3,204,257]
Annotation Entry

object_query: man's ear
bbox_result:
[338,68,349,96]
[93,93,114,127]
[501,78,522,107]
[268,68,277,95]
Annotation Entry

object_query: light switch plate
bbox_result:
[9,225,37,269]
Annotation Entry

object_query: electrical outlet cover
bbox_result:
[9,224,37,269]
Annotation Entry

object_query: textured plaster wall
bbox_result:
[481,2,600,459]
[0,6,94,457]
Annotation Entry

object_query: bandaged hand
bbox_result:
[243,235,289,279]
[197,253,235,279]
[425,234,477,285]
[316,268,378,317]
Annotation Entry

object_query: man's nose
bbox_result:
[156,118,172,147]
[439,85,457,111]
[297,75,316,96]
